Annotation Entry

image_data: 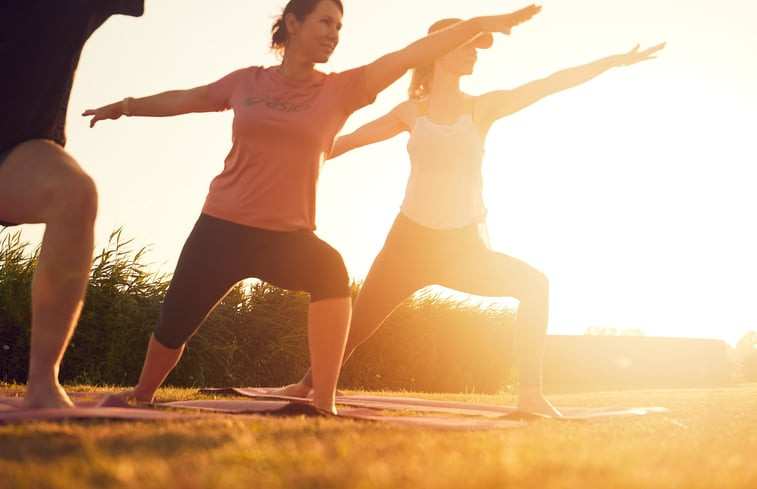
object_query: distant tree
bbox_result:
[736,331,757,349]
[735,331,757,381]
[585,326,617,336]
[619,328,646,336]
[585,326,646,337]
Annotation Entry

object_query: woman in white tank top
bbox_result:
[276,17,664,417]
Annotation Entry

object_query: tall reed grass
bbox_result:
[0,229,516,392]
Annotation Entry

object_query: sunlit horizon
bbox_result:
[5,0,756,346]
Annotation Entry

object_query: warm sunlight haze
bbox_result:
[8,0,756,345]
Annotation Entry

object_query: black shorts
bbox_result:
[0,147,10,165]
[0,146,19,227]
[153,213,351,348]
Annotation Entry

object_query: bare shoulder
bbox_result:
[391,99,420,131]
[470,92,510,139]
[471,89,518,126]
[475,89,513,107]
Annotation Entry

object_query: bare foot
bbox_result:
[129,387,156,404]
[314,404,338,416]
[22,381,75,409]
[517,388,563,418]
[267,382,312,398]
[311,397,338,416]
[113,390,142,405]
[268,383,346,416]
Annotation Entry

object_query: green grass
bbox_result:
[1,383,755,489]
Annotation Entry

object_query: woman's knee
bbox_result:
[309,247,350,301]
[153,308,196,349]
[534,267,549,291]
[152,324,189,350]
[525,266,549,299]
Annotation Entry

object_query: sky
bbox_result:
[7,0,756,345]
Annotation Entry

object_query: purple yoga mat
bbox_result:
[0,393,528,430]
[1,388,668,429]
[198,387,669,420]
[0,394,204,424]
[162,398,528,430]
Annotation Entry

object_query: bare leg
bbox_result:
[442,246,561,417]
[0,140,98,409]
[126,215,242,403]
[276,220,560,416]
[274,241,424,397]
[344,268,422,364]
[307,297,350,414]
[129,334,185,403]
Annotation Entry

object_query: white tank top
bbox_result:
[401,97,488,229]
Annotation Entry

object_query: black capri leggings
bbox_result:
[153,213,350,348]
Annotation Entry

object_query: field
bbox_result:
[1,383,755,489]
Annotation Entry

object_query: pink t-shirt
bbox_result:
[203,66,373,231]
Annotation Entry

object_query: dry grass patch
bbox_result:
[1,384,755,488]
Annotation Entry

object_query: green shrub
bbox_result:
[63,229,169,385]
[0,232,35,382]
[340,292,517,393]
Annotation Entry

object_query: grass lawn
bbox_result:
[1,383,755,489]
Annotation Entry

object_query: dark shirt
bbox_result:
[0,0,144,153]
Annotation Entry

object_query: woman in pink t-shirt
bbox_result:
[84,0,542,415]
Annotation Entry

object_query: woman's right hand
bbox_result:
[480,4,542,35]
[82,101,124,128]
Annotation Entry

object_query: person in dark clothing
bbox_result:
[0,0,145,408]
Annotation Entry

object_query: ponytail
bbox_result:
[408,63,434,99]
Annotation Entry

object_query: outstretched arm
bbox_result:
[329,102,413,159]
[82,85,216,127]
[476,42,666,128]
[363,4,542,98]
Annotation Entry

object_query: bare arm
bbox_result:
[363,4,541,98]
[82,85,217,128]
[329,102,413,159]
[477,42,666,128]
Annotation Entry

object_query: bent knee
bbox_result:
[517,264,548,298]
[310,248,350,301]
[532,268,549,294]
[48,171,98,223]
[536,267,548,287]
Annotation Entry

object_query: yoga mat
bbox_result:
[199,387,669,420]
[0,394,204,425]
[1,388,667,429]
[161,399,528,430]
[0,393,345,424]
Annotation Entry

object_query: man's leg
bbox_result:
[0,140,98,408]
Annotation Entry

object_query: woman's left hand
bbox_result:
[619,42,666,66]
